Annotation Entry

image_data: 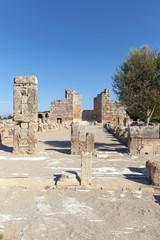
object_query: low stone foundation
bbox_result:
[128,126,160,156]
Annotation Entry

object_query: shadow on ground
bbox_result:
[123,167,151,185]
[95,142,128,153]
[154,195,160,205]
[43,141,71,154]
[0,144,13,153]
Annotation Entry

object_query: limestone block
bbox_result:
[146,160,160,186]
[13,76,38,155]
[86,133,94,153]
[129,126,159,139]
[56,172,80,186]
[81,152,92,186]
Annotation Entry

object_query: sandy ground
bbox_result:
[0,125,160,240]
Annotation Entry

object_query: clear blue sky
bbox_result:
[0,0,160,116]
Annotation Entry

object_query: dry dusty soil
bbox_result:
[0,125,160,240]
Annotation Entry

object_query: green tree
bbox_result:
[7,115,13,119]
[112,45,160,125]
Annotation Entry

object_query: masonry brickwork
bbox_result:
[82,88,130,125]
[50,89,82,125]
[128,126,160,156]
[13,76,38,155]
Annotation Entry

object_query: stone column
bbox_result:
[81,152,92,186]
[13,76,38,155]
[71,123,79,155]
[86,133,94,153]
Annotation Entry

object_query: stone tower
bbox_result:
[13,76,38,155]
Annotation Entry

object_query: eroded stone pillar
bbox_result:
[13,76,38,155]
[81,152,92,186]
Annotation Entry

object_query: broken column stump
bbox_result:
[13,76,38,155]
[71,123,94,155]
[146,160,160,186]
[81,152,92,186]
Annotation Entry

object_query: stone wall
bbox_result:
[128,126,160,155]
[0,119,14,144]
[13,76,38,155]
[50,89,82,125]
[71,123,94,155]
[82,88,130,125]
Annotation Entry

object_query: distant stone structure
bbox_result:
[71,123,94,155]
[81,152,92,186]
[13,76,38,155]
[82,88,130,125]
[128,126,160,155]
[50,89,82,125]
[0,119,14,144]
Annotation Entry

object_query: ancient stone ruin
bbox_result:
[128,125,160,155]
[71,123,94,155]
[0,119,14,144]
[49,89,82,125]
[13,76,38,155]
[82,88,129,125]
[146,160,160,186]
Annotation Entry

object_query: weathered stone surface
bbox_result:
[13,76,38,155]
[81,152,92,186]
[129,126,159,139]
[71,123,94,155]
[56,172,80,186]
[82,88,131,125]
[50,89,82,125]
[146,160,160,186]
[128,126,160,156]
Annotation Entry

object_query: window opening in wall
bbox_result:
[57,118,62,124]
[38,114,43,119]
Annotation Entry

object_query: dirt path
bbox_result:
[0,125,159,240]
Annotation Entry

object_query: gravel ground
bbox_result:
[0,125,159,240]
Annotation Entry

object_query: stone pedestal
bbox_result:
[13,76,38,155]
[146,160,160,186]
[81,152,92,186]
[71,123,94,155]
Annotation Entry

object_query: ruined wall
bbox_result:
[82,110,96,121]
[13,76,38,155]
[94,93,102,122]
[50,89,82,125]
[128,126,160,155]
[0,119,14,144]
[82,88,130,125]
